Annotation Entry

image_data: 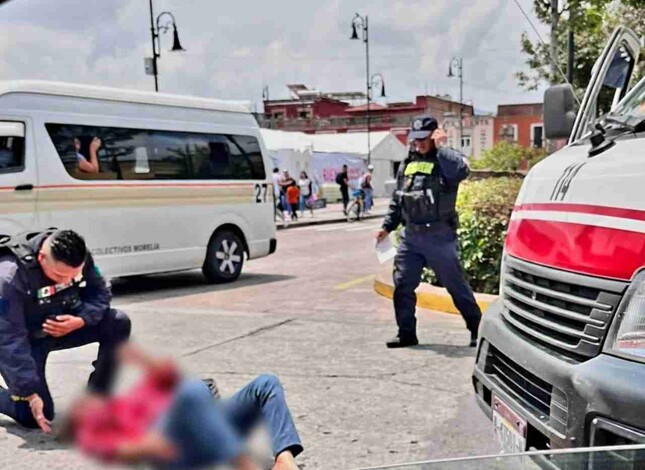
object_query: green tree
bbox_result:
[516,0,645,94]
[471,141,546,172]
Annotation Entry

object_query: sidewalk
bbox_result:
[276,198,389,229]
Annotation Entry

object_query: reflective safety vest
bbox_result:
[398,155,458,226]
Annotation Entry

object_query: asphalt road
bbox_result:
[0,220,499,469]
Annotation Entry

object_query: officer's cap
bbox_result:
[408,115,438,141]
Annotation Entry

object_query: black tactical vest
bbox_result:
[0,230,84,338]
[399,153,458,226]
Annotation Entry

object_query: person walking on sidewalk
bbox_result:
[376,115,481,349]
[360,165,374,214]
[286,184,300,222]
[336,165,349,214]
[298,171,314,218]
[272,168,286,223]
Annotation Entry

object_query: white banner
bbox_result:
[311,152,366,190]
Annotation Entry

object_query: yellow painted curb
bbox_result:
[374,277,497,315]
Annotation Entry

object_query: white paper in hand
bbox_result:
[375,236,397,264]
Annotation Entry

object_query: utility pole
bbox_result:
[550,0,559,84]
[567,29,574,84]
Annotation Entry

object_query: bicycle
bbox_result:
[346,189,365,222]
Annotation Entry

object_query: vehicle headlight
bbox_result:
[604,270,645,359]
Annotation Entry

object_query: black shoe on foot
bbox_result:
[386,335,419,349]
[469,330,478,348]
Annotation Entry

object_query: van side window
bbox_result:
[46,123,118,179]
[0,122,25,174]
[145,131,190,180]
[228,135,266,180]
[47,123,265,181]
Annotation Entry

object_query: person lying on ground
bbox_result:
[64,344,303,470]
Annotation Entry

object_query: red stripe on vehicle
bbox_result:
[505,219,645,281]
[514,203,645,222]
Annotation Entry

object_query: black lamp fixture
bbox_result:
[147,0,185,92]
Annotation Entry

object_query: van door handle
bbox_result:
[14,184,34,191]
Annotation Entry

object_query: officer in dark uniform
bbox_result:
[376,116,481,348]
[0,229,131,432]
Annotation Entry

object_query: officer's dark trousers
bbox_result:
[0,308,131,429]
[393,226,481,339]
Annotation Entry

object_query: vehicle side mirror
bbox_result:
[544,84,577,140]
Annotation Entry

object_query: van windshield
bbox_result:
[612,77,645,119]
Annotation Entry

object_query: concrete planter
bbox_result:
[374,260,498,314]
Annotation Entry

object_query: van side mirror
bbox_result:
[544,84,577,140]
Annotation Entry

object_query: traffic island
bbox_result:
[373,260,498,314]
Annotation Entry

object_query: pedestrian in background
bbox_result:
[361,165,374,214]
[279,170,296,218]
[286,184,300,221]
[272,168,285,222]
[335,164,349,214]
[298,171,314,218]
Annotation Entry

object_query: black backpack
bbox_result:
[335,173,344,185]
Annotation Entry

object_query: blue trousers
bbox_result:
[156,375,303,469]
[363,188,373,211]
[393,226,481,338]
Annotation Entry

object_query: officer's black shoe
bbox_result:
[386,335,419,349]
[469,330,478,348]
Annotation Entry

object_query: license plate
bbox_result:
[493,395,527,454]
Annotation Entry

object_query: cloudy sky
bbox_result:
[0,0,547,114]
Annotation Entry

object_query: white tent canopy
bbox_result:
[260,129,407,197]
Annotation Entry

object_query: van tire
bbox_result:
[202,230,244,284]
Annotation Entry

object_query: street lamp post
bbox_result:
[148,0,185,92]
[350,13,374,166]
[447,57,463,152]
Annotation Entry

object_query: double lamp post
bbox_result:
[350,13,385,166]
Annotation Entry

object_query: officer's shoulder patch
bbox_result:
[94,265,103,278]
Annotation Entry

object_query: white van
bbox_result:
[473,27,645,455]
[0,80,276,283]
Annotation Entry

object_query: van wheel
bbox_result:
[202,230,244,284]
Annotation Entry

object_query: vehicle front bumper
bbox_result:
[473,299,645,450]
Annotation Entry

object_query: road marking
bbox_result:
[346,223,382,232]
[333,274,376,290]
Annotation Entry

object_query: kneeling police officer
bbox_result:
[376,116,481,348]
[0,229,131,432]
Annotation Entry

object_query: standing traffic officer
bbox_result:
[376,115,481,348]
[0,229,131,432]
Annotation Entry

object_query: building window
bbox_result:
[461,136,472,149]
[46,123,266,181]
[531,123,544,148]
[272,111,285,120]
[499,124,518,143]
[298,109,312,119]
[0,122,25,174]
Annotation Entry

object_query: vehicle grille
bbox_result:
[501,256,626,361]
[487,345,568,434]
